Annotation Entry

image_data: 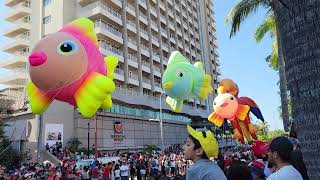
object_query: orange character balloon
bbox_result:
[209,79,264,144]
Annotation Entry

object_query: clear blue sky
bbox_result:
[215,1,283,130]
[0,1,12,90]
[0,1,284,130]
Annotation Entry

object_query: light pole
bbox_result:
[159,92,164,149]
[87,121,90,158]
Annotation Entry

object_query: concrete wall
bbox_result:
[75,112,188,151]
[41,101,75,150]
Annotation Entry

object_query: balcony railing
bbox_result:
[95,1,122,20]
[129,73,138,80]
[100,41,123,56]
[128,53,138,62]
[154,66,160,73]
[139,12,148,20]
[94,20,122,38]
[153,52,160,59]
[154,81,161,88]
[127,19,136,29]
[152,35,159,43]
[127,3,135,12]
[142,77,150,84]
[127,36,137,46]
[140,28,148,36]
[115,68,124,75]
[151,21,158,28]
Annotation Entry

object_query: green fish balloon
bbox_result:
[162,51,213,112]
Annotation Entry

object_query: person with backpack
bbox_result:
[150,155,159,178]
[249,140,270,180]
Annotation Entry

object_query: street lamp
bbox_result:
[159,92,164,149]
[149,92,164,149]
[87,121,90,158]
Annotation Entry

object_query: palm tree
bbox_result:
[273,0,320,178]
[254,13,291,131]
[226,0,290,131]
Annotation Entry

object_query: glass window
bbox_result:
[43,0,51,6]
[43,15,51,24]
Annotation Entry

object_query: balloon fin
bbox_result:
[235,104,250,121]
[27,81,52,114]
[166,96,183,112]
[75,72,115,118]
[194,74,213,101]
[104,55,118,80]
[208,112,224,127]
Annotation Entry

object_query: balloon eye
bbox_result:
[57,40,78,55]
[213,102,216,106]
[230,96,234,100]
[176,71,183,78]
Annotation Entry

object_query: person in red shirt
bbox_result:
[103,163,112,180]
[91,165,99,180]
[46,167,60,180]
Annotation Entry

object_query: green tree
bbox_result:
[0,122,26,168]
[142,144,159,154]
[226,0,290,131]
[66,137,82,153]
[256,122,287,142]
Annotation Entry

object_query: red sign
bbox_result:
[114,122,123,133]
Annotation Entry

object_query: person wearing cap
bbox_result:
[266,136,303,180]
[249,140,270,179]
[183,125,227,180]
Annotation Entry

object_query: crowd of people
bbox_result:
[0,126,309,180]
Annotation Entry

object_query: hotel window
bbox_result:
[43,0,51,6]
[43,15,51,24]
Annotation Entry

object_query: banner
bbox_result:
[44,124,63,151]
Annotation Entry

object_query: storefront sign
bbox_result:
[111,121,125,143]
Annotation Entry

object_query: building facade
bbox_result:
[1,0,220,161]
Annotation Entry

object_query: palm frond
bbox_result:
[226,0,271,38]
[270,40,279,70]
[255,13,276,42]
[265,40,279,70]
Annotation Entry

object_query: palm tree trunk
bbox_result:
[274,0,320,179]
[276,28,290,132]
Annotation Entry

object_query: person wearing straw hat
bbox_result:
[183,125,227,180]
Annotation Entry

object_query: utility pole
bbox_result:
[37,114,43,163]
[94,114,98,158]
[87,121,90,158]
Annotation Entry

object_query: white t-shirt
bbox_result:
[114,169,121,178]
[267,165,303,180]
[120,165,129,177]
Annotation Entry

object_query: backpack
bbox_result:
[250,160,266,180]
[151,160,157,168]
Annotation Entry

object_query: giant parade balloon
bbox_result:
[162,51,213,112]
[208,79,264,143]
[27,18,118,118]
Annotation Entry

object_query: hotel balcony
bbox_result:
[0,68,28,86]
[94,20,123,44]
[82,1,122,26]
[3,36,31,54]
[5,0,24,7]
[3,19,31,38]
[78,0,98,7]
[5,2,31,22]
[0,51,28,69]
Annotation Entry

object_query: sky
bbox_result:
[0,1,284,130]
[0,1,12,90]
[214,1,283,130]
